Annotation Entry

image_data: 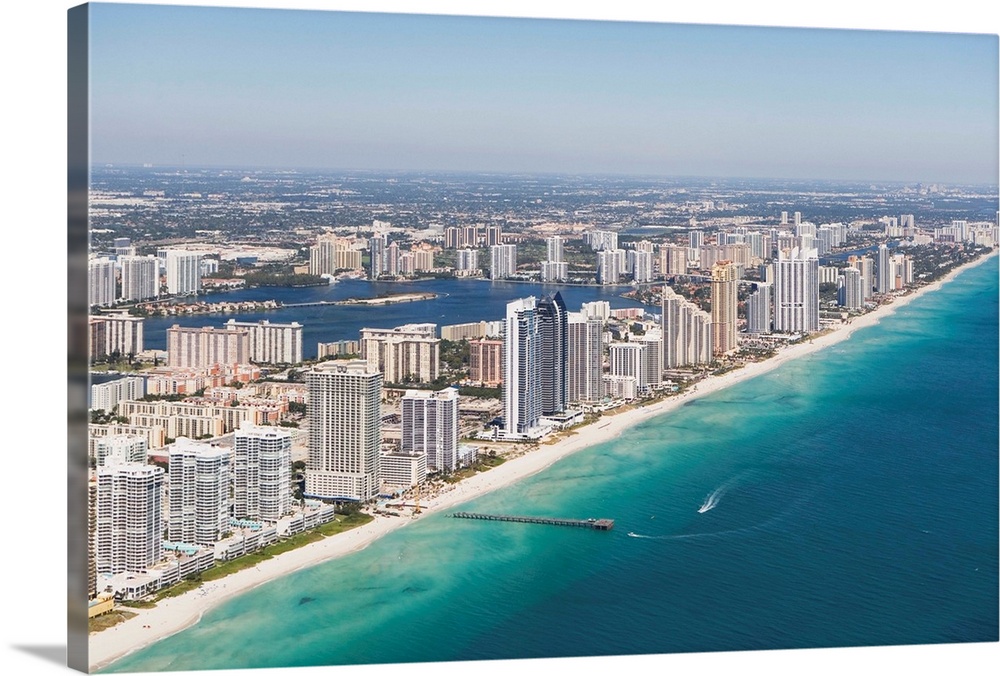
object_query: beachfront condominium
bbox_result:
[503,297,542,435]
[567,312,604,404]
[166,324,251,368]
[224,319,303,365]
[89,257,116,307]
[233,422,292,522]
[490,243,518,280]
[773,247,820,334]
[661,286,713,368]
[96,463,165,575]
[711,260,740,356]
[537,293,569,415]
[168,438,231,546]
[848,254,875,301]
[306,360,383,501]
[746,282,772,334]
[119,254,160,302]
[638,328,663,387]
[360,324,440,384]
[838,268,865,310]
[401,388,459,472]
[165,250,202,296]
[89,480,97,598]
[609,342,649,394]
[876,244,893,294]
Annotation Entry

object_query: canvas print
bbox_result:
[73,2,999,674]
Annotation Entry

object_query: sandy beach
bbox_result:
[88,249,997,672]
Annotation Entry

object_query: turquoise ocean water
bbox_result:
[104,256,999,672]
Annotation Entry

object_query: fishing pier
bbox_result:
[450,512,614,531]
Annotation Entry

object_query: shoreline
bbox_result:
[88,249,997,672]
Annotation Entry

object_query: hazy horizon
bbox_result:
[88,4,999,185]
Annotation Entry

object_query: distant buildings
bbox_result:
[596,249,625,284]
[224,319,303,365]
[91,375,145,412]
[456,248,479,274]
[164,250,202,296]
[848,255,875,301]
[838,267,864,310]
[89,312,144,360]
[359,324,440,384]
[659,243,688,277]
[539,237,568,283]
[305,360,382,501]
[585,230,618,251]
[89,257,116,307]
[119,255,160,302]
[317,339,360,359]
[490,243,518,280]
[310,235,362,275]
[166,324,250,368]
[369,234,388,279]
[541,261,569,283]
[469,338,503,386]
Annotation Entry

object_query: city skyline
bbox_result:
[86,2,998,185]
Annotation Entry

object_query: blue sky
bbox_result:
[87,2,999,183]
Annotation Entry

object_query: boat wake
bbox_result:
[627,532,671,540]
[698,478,737,513]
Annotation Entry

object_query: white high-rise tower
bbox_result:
[773,247,819,333]
[96,463,164,575]
[305,360,382,501]
[233,423,292,522]
[165,250,201,295]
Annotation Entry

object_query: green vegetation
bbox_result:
[439,339,469,371]
[241,267,327,287]
[88,608,138,634]
[440,454,505,483]
[457,385,501,399]
[150,513,374,603]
